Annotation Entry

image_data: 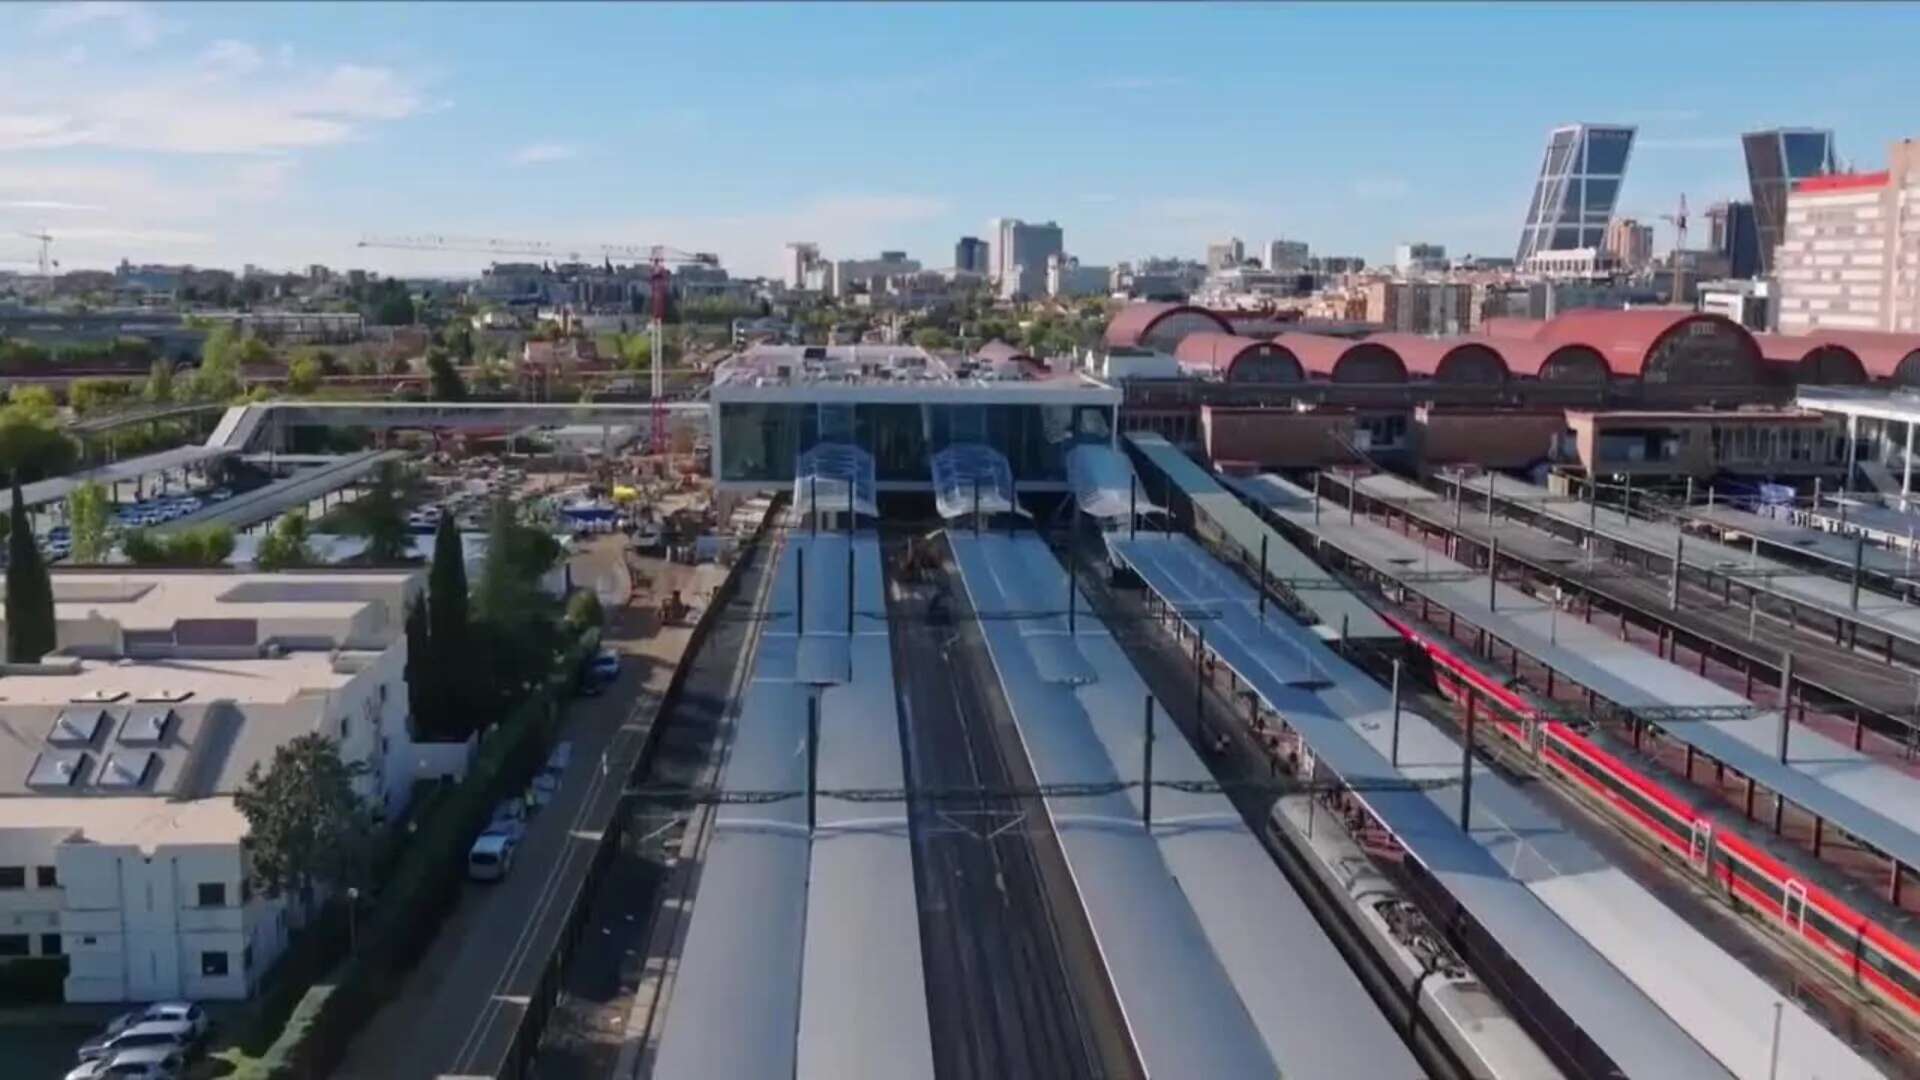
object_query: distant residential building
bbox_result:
[1364,280,1475,334]
[1743,128,1838,276]
[1393,242,1448,275]
[785,242,822,290]
[1308,255,1367,275]
[1522,246,1620,280]
[1697,279,1771,330]
[1047,254,1111,299]
[1265,239,1309,273]
[1206,238,1245,272]
[1601,218,1654,269]
[1776,140,1920,334]
[990,218,1065,300]
[954,236,988,275]
[1516,123,1637,263]
[830,252,923,298]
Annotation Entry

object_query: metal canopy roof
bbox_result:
[1460,471,1920,647]
[1126,433,1390,639]
[930,443,1025,520]
[1289,504,1920,878]
[952,531,1424,1079]
[1109,532,1784,1079]
[20,444,233,509]
[792,443,878,520]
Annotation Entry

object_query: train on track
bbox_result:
[1382,611,1920,1034]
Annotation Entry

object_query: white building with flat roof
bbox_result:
[0,570,426,1003]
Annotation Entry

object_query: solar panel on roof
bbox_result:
[28,750,89,788]
[96,751,157,790]
[49,707,108,746]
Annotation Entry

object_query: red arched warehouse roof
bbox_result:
[1474,336,1611,383]
[1480,316,1546,341]
[1796,329,1920,383]
[1272,332,1407,383]
[1753,333,1866,385]
[1365,334,1509,384]
[1103,302,1231,350]
[1173,332,1304,382]
[1536,308,1760,383]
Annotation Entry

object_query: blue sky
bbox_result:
[4,1,1919,278]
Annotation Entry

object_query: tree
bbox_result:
[68,378,135,417]
[0,388,75,485]
[5,483,55,663]
[234,733,373,904]
[426,347,467,402]
[343,461,411,563]
[285,353,323,395]
[911,327,953,351]
[428,515,468,648]
[65,480,110,564]
[371,280,415,326]
[122,524,235,566]
[403,596,436,738]
[255,512,316,570]
[564,588,604,632]
[469,499,563,707]
[193,324,245,401]
[143,358,176,404]
[440,319,475,363]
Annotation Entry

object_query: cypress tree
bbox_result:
[5,482,55,663]
[425,515,470,737]
[403,595,434,738]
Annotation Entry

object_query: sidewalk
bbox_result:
[334,539,697,1079]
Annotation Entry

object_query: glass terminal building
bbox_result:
[1515,123,1637,263]
[1743,128,1838,276]
[710,345,1121,493]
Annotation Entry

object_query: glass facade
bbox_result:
[718,401,1116,485]
[1516,124,1637,262]
[1743,128,1837,276]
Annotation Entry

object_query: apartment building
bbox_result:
[0,571,426,1003]
[1776,139,1920,334]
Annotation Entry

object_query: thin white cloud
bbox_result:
[36,2,165,49]
[0,59,424,153]
[510,143,580,166]
[0,199,104,212]
[199,38,265,76]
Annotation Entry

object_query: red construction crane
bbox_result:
[357,233,717,451]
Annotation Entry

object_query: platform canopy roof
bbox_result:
[1067,442,1164,521]
[792,443,877,519]
[930,444,1030,520]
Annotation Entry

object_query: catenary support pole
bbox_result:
[847,542,855,637]
[806,692,819,834]
[1142,695,1155,828]
[1778,651,1795,763]
[795,545,805,637]
[1259,535,1269,623]
[1390,659,1403,767]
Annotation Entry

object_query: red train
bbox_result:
[1380,612,1920,1028]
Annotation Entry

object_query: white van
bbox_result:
[467,833,516,881]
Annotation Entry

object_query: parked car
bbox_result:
[484,800,526,842]
[136,1002,208,1040]
[88,1046,187,1079]
[467,832,516,881]
[76,1020,195,1064]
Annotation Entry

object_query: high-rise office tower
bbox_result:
[991,218,1065,300]
[784,242,821,290]
[1743,128,1837,276]
[954,236,988,275]
[1515,123,1637,263]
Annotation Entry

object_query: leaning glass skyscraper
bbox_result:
[1742,128,1837,276]
[1515,123,1637,263]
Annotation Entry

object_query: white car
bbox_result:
[137,1002,209,1040]
[467,832,516,881]
[76,1019,194,1064]
[85,1046,186,1079]
[484,800,526,842]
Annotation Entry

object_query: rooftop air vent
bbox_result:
[69,689,129,703]
[27,750,89,789]
[136,688,194,703]
[49,707,109,747]
[96,751,156,790]
[119,707,175,746]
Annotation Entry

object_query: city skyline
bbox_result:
[3,2,1919,278]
